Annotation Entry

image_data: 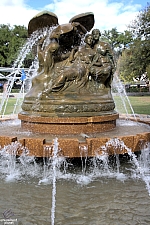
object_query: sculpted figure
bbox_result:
[25,37,59,98]
[43,33,95,93]
[32,38,59,87]
[90,29,116,88]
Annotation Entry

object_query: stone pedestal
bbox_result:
[18,113,119,134]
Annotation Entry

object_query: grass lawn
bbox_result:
[113,95,150,115]
[0,97,22,115]
[0,96,150,115]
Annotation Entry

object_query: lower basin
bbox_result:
[0,115,150,157]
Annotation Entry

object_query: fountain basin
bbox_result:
[0,116,150,158]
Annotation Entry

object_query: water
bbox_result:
[0,177,150,225]
[112,73,137,120]
[0,139,150,224]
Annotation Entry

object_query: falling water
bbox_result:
[38,138,66,225]
[0,142,18,181]
[0,141,37,181]
[12,57,38,115]
[79,145,88,174]
[112,72,137,120]
[0,26,56,116]
[51,138,59,225]
[127,142,150,196]
[102,137,150,195]
[0,138,150,223]
[40,145,53,183]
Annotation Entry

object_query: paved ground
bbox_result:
[0,114,18,121]
[119,114,150,125]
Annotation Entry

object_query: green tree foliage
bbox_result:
[0,24,28,67]
[102,28,120,49]
[117,3,150,82]
[102,28,133,50]
[101,28,133,63]
[117,49,135,82]
[129,3,150,40]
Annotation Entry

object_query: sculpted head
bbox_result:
[84,34,93,45]
[49,41,59,53]
[92,29,101,41]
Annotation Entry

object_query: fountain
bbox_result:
[0,10,150,158]
[0,11,150,225]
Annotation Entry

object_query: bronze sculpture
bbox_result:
[28,27,115,97]
[20,11,118,124]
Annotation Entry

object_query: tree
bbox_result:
[102,28,120,49]
[128,3,150,40]
[117,3,150,82]
[101,28,133,63]
[117,49,134,82]
[0,24,11,67]
[102,28,133,50]
[0,24,28,67]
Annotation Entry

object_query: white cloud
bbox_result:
[0,0,142,32]
[0,0,38,27]
[0,0,24,7]
[44,0,142,31]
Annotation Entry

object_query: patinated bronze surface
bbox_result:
[28,11,58,36]
[20,11,117,118]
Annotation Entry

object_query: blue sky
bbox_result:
[26,0,148,10]
[0,0,149,32]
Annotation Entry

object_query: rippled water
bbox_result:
[0,176,150,225]
[0,145,150,225]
